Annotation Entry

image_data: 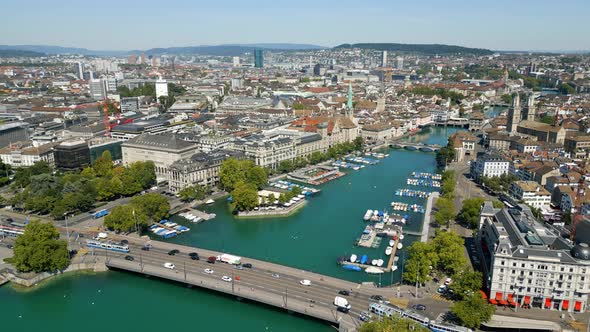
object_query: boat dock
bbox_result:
[386,237,400,272]
[185,208,216,221]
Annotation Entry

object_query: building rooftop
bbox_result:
[123,133,197,152]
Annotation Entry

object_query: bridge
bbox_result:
[434,118,469,128]
[87,236,387,332]
[389,142,442,152]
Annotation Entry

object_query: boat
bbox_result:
[360,255,368,264]
[371,259,377,266]
[391,265,398,272]
[350,254,357,263]
[397,243,403,250]
[377,259,384,267]
[205,199,215,204]
[365,267,384,274]
[399,234,405,240]
[363,209,373,221]
[385,246,392,256]
[342,264,362,272]
[389,239,395,246]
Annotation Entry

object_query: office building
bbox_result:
[477,203,590,313]
[76,62,85,80]
[155,79,168,99]
[120,97,140,112]
[509,181,552,209]
[396,56,404,69]
[254,49,264,68]
[232,56,240,67]
[53,140,91,171]
[231,78,244,90]
[381,51,388,67]
[89,79,107,100]
[470,153,511,179]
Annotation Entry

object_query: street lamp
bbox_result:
[132,209,139,235]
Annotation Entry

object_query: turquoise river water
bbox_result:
[0,127,460,331]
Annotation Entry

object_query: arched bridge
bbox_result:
[389,142,442,152]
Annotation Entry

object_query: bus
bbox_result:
[94,209,109,219]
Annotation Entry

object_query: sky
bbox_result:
[2,0,590,51]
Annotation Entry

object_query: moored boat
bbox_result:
[385,246,393,256]
[371,259,378,266]
[350,254,357,262]
[365,266,384,274]
[343,264,362,272]
[377,259,384,267]
[389,239,395,246]
[397,243,403,250]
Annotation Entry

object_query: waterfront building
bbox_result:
[449,131,476,162]
[167,149,244,193]
[53,140,91,171]
[0,142,55,168]
[361,122,395,142]
[477,202,590,313]
[471,153,511,180]
[229,134,295,170]
[122,133,198,182]
[509,181,552,209]
[254,49,263,68]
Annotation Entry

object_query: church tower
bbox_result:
[346,82,353,119]
[526,94,536,121]
[506,93,521,135]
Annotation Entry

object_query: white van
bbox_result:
[334,296,351,311]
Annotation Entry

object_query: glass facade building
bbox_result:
[254,49,263,68]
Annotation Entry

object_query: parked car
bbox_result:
[188,252,199,260]
[359,311,371,322]
[168,249,179,256]
[141,246,150,251]
[412,304,426,311]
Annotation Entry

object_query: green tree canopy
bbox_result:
[359,316,430,332]
[11,220,69,272]
[433,197,455,227]
[451,293,495,329]
[431,231,467,275]
[93,150,114,177]
[231,181,259,211]
[131,193,170,222]
[178,184,210,202]
[403,241,437,284]
[104,205,149,232]
[219,158,267,192]
[457,198,484,229]
[449,266,483,300]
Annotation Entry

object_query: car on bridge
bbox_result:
[204,268,214,274]
[338,290,350,296]
[164,262,175,269]
[124,255,134,261]
[207,256,216,264]
[168,249,180,256]
[271,273,280,279]
[222,276,232,282]
[300,279,311,286]
[189,252,199,260]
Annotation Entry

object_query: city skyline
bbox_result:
[2,0,590,52]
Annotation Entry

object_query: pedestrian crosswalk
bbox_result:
[431,293,452,303]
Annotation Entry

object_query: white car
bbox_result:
[204,268,214,274]
[222,276,232,282]
[300,279,311,286]
[163,262,175,269]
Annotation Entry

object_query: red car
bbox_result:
[207,256,216,264]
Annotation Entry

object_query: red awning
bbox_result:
[479,290,488,299]
[524,296,531,305]
[495,292,503,301]
[507,294,516,304]
[575,301,582,311]
[562,300,569,310]
[499,300,509,306]
[489,299,498,305]
[545,298,552,308]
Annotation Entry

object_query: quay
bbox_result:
[88,234,385,332]
[236,199,307,218]
[421,192,438,242]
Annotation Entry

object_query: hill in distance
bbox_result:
[0,49,46,57]
[335,43,494,55]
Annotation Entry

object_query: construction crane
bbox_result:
[101,100,111,137]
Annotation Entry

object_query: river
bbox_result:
[0,127,458,331]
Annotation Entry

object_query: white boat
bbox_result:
[397,243,403,250]
[391,265,398,272]
[399,234,405,240]
[350,254,357,262]
[377,259,384,267]
[205,199,215,204]
[365,267,384,274]
[363,210,373,221]
[385,246,392,256]
[389,239,395,246]
[371,259,377,266]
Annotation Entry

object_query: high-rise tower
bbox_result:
[254,49,264,68]
[346,83,353,119]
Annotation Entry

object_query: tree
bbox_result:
[492,200,504,208]
[246,166,268,190]
[104,205,149,232]
[0,159,11,186]
[359,316,430,332]
[219,158,247,192]
[403,242,437,284]
[278,160,294,174]
[178,185,209,202]
[93,151,113,177]
[293,103,306,110]
[231,181,259,211]
[457,198,485,229]
[11,220,69,272]
[433,197,455,227]
[268,193,276,204]
[451,293,495,329]
[449,266,483,300]
[431,231,467,275]
[353,137,364,151]
[558,83,576,95]
[500,94,513,105]
[435,140,456,168]
[131,193,170,222]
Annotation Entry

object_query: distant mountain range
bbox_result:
[0,43,542,57]
[335,43,494,55]
[0,49,46,57]
[0,44,325,57]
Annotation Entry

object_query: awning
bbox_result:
[479,290,488,299]
[545,298,552,308]
[499,300,509,306]
[562,300,569,310]
[495,292,503,301]
[575,301,582,311]
[489,299,498,305]
[524,296,531,305]
[507,294,516,305]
